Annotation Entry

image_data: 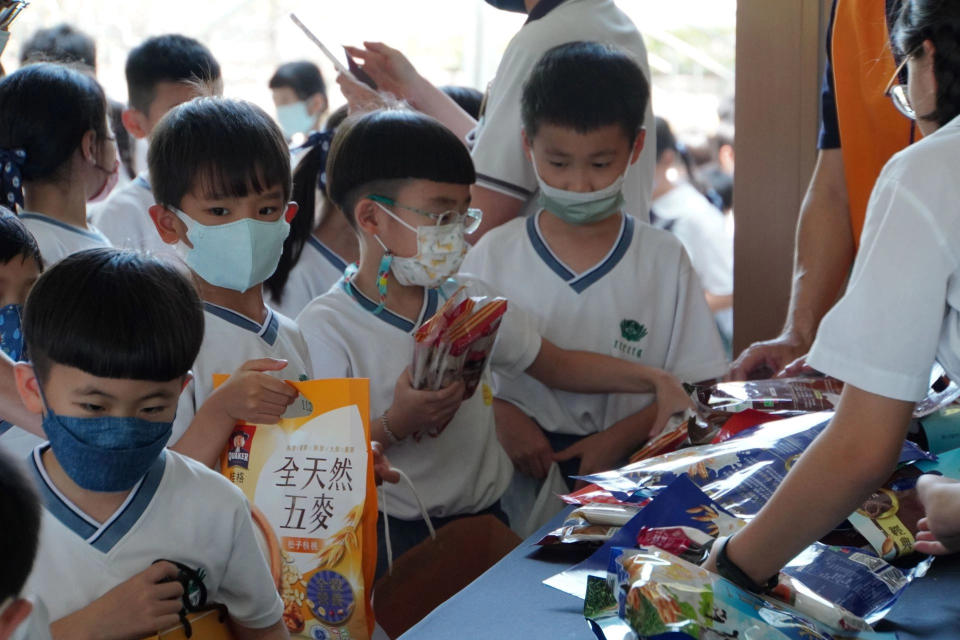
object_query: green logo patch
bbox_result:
[620,319,648,342]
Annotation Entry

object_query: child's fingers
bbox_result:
[913,540,948,555]
[239,358,288,373]
[146,560,181,583]
[154,613,185,633]
[915,530,936,542]
[255,375,299,398]
[343,45,370,61]
[363,41,398,57]
[917,517,931,532]
[553,441,584,463]
[154,579,185,602]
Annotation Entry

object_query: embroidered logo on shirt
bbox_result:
[615,319,648,359]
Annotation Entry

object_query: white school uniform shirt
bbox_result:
[651,182,735,341]
[88,172,180,264]
[19,212,111,267]
[297,277,542,521]
[266,237,348,319]
[24,446,283,627]
[808,114,960,402]
[469,0,655,223]
[461,212,727,437]
[170,303,313,445]
[0,422,44,459]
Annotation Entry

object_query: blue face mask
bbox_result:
[0,303,23,361]
[173,208,291,293]
[276,101,316,139]
[40,390,173,492]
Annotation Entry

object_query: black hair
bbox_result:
[20,23,96,70]
[0,449,41,600]
[893,0,960,126]
[24,248,203,383]
[0,63,108,185]
[149,97,292,209]
[440,85,484,120]
[126,34,222,114]
[655,116,717,206]
[521,41,649,141]
[269,61,326,100]
[326,109,475,228]
[0,215,43,271]
[265,105,350,303]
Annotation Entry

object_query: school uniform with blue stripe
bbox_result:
[170,303,313,445]
[461,211,728,438]
[19,211,111,268]
[24,446,283,627]
[266,236,348,319]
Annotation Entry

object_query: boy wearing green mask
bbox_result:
[13,248,286,639]
[148,97,308,467]
[297,108,694,576]
[461,42,727,495]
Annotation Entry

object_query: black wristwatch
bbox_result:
[714,536,779,594]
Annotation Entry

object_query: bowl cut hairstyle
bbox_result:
[521,41,650,142]
[0,215,43,271]
[148,97,292,210]
[24,248,204,384]
[325,109,476,229]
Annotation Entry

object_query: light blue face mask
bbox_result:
[39,385,173,492]
[531,151,630,226]
[276,101,316,139]
[173,208,290,293]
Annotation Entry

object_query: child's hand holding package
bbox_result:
[649,371,696,438]
[210,357,299,424]
[381,366,465,443]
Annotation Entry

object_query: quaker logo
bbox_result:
[226,426,255,469]
[620,319,648,342]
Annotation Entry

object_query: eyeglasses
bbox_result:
[368,194,483,234]
[884,52,916,121]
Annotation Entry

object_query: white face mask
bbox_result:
[530,151,631,225]
[373,202,466,288]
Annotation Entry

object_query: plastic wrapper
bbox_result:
[693,377,844,429]
[537,503,642,547]
[584,547,897,640]
[579,412,933,518]
[845,465,925,560]
[627,410,717,464]
[410,286,507,399]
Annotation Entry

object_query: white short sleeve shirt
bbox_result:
[19,213,111,267]
[808,115,960,402]
[297,277,542,520]
[266,237,348,319]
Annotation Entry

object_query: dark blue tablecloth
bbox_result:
[400,508,960,639]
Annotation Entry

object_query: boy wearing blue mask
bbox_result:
[461,42,727,489]
[91,34,222,261]
[0,215,43,458]
[298,109,693,576]
[148,98,308,467]
[12,248,286,639]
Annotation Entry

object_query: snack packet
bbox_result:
[845,465,925,560]
[580,412,933,518]
[585,547,897,640]
[537,503,642,547]
[693,377,844,430]
[218,377,377,640]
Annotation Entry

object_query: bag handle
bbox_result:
[379,467,436,576]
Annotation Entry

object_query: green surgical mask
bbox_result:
[531,151,629,225]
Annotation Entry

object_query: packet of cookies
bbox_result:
[846,465,926,560]
[217,377,378,640]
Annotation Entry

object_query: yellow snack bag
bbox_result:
[217,377,377,640]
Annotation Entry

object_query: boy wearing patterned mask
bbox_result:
[461,43,727,492]
[13,248,286,639]
[297,108,694,577]
[148,98,309,467]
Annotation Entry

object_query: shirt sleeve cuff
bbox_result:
[807,342,929,402]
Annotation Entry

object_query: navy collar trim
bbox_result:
[526,212,634,294]
[306,237,348,273]
[340,279,439,333]
[19,213,109,243]
[203,301,280,346]
[525,0,566,23]
[29,445,167,553]
[133,173,151,191]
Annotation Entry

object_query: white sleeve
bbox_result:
[808,175,956,402]
[673,216,733,296]
[489,297,543,380]
[663,252,729,382]
[215,498,284,629]
[470,48,538,202]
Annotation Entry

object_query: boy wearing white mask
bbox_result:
[297,109,693,577]
[148,98,308,467]
[461,43,727,492]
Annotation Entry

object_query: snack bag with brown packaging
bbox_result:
[218,377,377,640]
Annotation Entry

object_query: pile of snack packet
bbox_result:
[534,372,960,639]
[411,286,507,399]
